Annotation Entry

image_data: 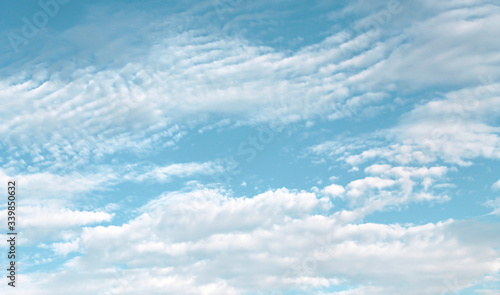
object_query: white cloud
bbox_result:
[2,0,498,171]
[311,81,500,169]
[0,204,113,246]
[309,138,452,217]
[0,169,115,203]
[51,240,80,257]
[352,3,500,91]
[132,161,224,183]
[0,161,221,205]
[323,184,345,198]
[338,163,449,216]
[21,206,113,229]
[12,187,500,295]
[364,165,448,180]
[492,179,500,190]
[484,198,500,216]
[394,84,500,165]
[0,4,404,168]
[1,1,499,294]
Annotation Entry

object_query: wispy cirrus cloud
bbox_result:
[493,179,500,190]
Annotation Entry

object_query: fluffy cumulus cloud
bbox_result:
[323,183,345,198]
[4,187,498,295]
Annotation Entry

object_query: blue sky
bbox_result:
[1,0,500,294]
